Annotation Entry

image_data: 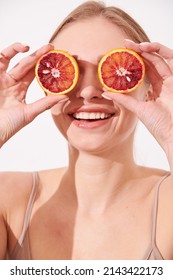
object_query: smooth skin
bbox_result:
[0,17,173,260]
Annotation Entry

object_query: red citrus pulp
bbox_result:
[35,50,79,95]
[98,48,145,93]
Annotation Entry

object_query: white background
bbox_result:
[0,0,172,171]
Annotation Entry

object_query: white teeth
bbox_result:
[90,113,95,119]
[101,113,106,119]
[73,112,112,120]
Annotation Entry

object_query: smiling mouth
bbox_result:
[70,112,115,121]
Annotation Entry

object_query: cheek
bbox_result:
[51,102,70,136]
[122,113,138,131]
[116,110,138,142]
[51,112,69,139]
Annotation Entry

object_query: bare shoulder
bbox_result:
[158,170,173,210]
[0,171,35,259]
[137,165,173,214]
[144,166,173,200]
[137,166,173,259]
[0,167,67,209]
[154,171,173,259]
[140,166,172,202]
[38,167,67,184]
[0,171,36,214]
[36,167,67,202]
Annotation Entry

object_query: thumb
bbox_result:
[25,95,69,123]
[102,91,140,115]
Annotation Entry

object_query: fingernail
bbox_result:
[102,93,113,100]
[139,42,150,46]
[124,39,134,43]
[41,43,54,49]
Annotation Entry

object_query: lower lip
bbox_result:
[69,116,114,129]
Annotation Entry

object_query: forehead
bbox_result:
[52,17,127,63]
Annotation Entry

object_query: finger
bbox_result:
[124,39,173,77]
[124,40,172,98]
[139,42,173,72]
[124,40,173,60]
[11,69,36,101]
[20,68,35,86]
[8,44,54,81]
[25,95,69,123]
[1,42,29,59]
[139,42,173,59]
[102,91,140,115]
[124,39,161,85]
[144,59,163,99]
[0,42,29,72]
[141,51,172,80]
[124,39,143,53]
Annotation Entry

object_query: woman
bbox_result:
[0,1,173,260]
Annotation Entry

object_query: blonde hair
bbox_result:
[49,1,150,43]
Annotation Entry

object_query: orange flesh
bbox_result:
[99,50,145,93]
[37,52,76,93]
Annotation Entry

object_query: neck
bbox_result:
[65,138,139,214]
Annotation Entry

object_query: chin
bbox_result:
[67,133,121,155]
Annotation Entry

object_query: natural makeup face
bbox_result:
[51,17,147,153]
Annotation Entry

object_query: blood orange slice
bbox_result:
[98,48,145,93]
[35,50,79,95]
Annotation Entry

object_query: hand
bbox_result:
[0,42,68,147]
[102,40,173,157]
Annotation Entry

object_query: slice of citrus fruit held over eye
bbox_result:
[35,50,79,95]
[98,48,145,93]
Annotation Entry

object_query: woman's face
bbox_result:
[51,17,147,153]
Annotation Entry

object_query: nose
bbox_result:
[75,63,102,101]
[77,85,102,101]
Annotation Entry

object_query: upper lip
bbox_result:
[67,106,119,115]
